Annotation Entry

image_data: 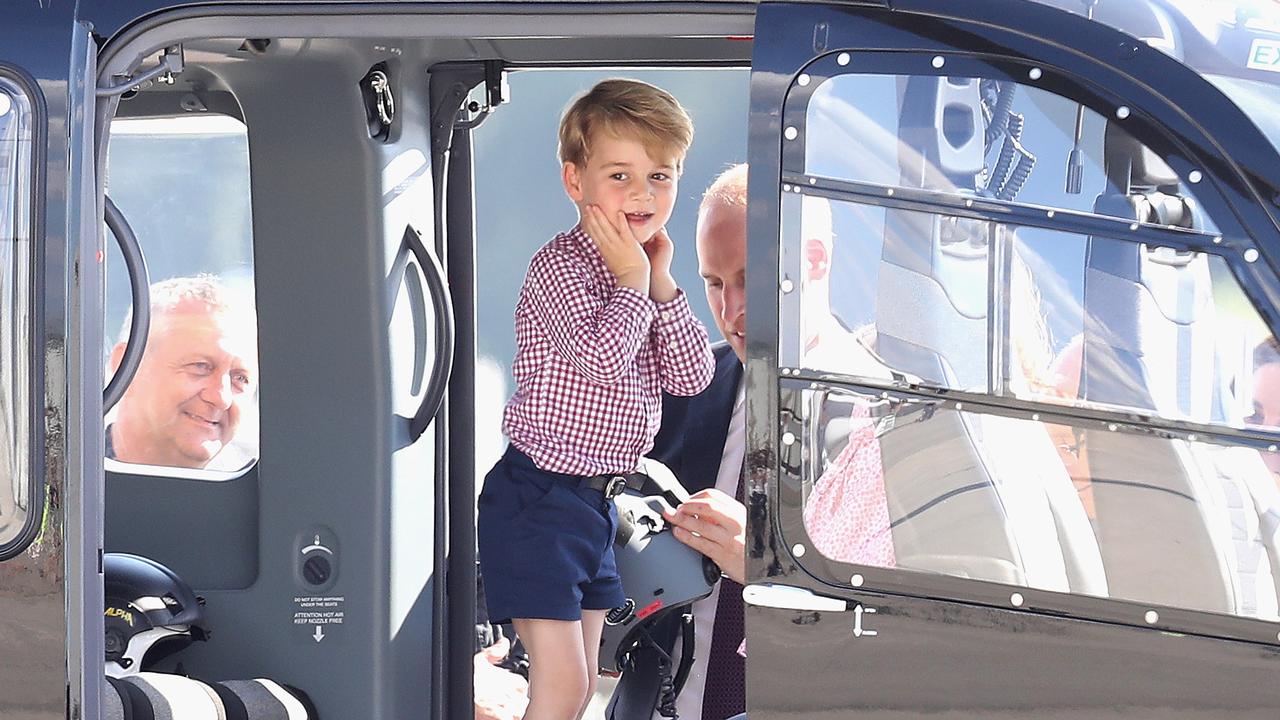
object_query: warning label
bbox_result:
[292,596,346,640]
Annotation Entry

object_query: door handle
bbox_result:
[742,583,848,612]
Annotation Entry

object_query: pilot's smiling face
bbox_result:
[113,303,256,469]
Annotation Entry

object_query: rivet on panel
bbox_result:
[1031,413,1040,421]
[1028,67,1043,80]
[781,278,794,293]
[1187,434,1197,442]
[932,55,946,69]
[1188,170,1203,184]
[851,574,864,587]
[797,73,812,87]
[793,543,807,557]
[955,402,964,410]
[782,184,793,192]
[886,188,895,196]
[784,126,799,141]
[1047,210,1056,218]
[1116,106,1131,119]
[1270,445,1278,453]
[1108,423,1118,432]
[1010,592,1024,607]
[965,199,974,208]
[1213,236,1223,244]
[837,53,851,66]
[1144,610,1159,624]
[809,177,817,185]
[1129,222,1140,231]
[782,432,797,446]
[1245,248,1260,263]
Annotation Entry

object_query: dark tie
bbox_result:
[700,465,746,720]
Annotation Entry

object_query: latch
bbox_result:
[361,64,396,141]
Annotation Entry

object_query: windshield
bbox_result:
[1030,0,1280,152]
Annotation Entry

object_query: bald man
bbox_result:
[107,275,257,471]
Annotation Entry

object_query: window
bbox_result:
[104,115,259,476]
[0,76,36,556]
[779,65,1280,624]
[790,385,1280,621]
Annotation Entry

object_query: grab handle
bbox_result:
[400,225,455,442]
[102,195,150,413]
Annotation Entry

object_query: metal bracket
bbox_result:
[427,60,507,163]
[97,45,184,98]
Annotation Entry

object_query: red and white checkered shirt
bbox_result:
[503,225,715,476]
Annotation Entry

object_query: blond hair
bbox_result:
[558,79,693,170]
[116,274,256,345]
[700,163,748,214]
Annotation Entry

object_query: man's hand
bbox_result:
[664,488,747,584]
[474,637,528,720]
[645,227,677,303]
[582,204,650,293]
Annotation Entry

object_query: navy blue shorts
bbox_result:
[477,446,625,624]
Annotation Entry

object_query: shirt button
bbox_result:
[668,340,679,350]
[660,311,672,321]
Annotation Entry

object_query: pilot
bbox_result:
[106,275,257,470]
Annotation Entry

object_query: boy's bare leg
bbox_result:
[513,617,590,720]
[575,609,607,720]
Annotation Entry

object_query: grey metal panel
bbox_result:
[70,21,108,720]
[104,468,260,589]
[130,45,407,720]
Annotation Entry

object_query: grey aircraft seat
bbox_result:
[1081,124,1277,617]
[864,76,1108,595]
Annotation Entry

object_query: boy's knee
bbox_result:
[538,674,590,718]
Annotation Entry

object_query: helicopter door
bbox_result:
[744,1,1280,717]
[0,8,102,720]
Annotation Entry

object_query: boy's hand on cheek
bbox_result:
[583,204,650,293]
[645,228,678,303]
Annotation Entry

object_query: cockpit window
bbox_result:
[0,76,36,556]
[786,72,1279,434]
[779,62,1280,627]
[104,115,259,477]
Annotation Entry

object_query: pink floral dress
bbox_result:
[802,404,897,568]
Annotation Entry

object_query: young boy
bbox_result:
[477,78,715,720]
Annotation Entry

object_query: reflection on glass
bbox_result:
[803,72,1215,232]
[786,193,1277,435]
[797,386,1280,621]
[0,80,33,550]
[105,116,259,474]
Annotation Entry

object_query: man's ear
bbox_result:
[562,161,584,203]
[805,237,830,282]
[108,342,127,375]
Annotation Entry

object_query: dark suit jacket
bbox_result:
[607,342,743,720]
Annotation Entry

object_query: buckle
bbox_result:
[604,475,628,499]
